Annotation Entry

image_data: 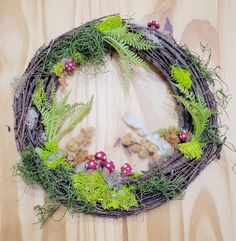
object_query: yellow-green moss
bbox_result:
[177,140,203,160]
[36,140,72,169]
[96,15,123,32]
[72,171,138,210]
[52,62,64,76]
[170,66,192,89]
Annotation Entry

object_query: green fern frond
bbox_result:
[107,30,156,50]
[122,31,156,50]
[96,16,157,89]
[119,57,133,89]
[173,85,214,140]
[32,81,93,141]
[104,34,148,68]
[56,96,94,139]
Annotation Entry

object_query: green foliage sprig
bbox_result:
[32,80,93,141]
[34,203,59,225]
[170,66,192,89]
[181,44,220,86]
[173,85,215,159]
[173,85,214,141]
[96,15,157,88]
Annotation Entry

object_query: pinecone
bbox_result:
[162,127,180,148]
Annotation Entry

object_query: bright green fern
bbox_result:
[173,85,214,141]
[170,66,192,89]
[32,80,93,141]
[96,15,157,88]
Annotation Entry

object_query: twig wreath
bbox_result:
[13,15,228,224]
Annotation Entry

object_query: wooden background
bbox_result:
[0,0,236,240]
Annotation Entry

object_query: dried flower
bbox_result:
[162,127,180,149]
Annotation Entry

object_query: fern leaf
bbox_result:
[173,86,214,140]
[122,32,156,50]
[104,35,148,68]
[119,57,133,89]
[33,81,93,141]
[56,96,94,140]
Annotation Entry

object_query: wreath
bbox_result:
[13,15,226,224]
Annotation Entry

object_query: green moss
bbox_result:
[135,172,184,200]
[14,146,42,185]
[170,66,192,89]
[71,52,85,64]
[104,186,138,210]
[52,62,64,76]
[15,145,96,224]
[39,25,105,77]
[177,140,203,160]
[96,15,123,32]
[36,140,72,169]
[72,171,138,210]
[32,80,46,108]
[128,172,144,179]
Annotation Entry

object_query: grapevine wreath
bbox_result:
[13,15,227,223]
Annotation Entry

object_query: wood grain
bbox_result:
[0,0,236,240]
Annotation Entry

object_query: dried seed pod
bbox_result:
[122,133,133,146]
[129,143,141,153]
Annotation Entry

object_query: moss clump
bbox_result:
[71,52,85,64]
[104,186,138,210]
[15,146,95,224]
[40,25,105,77]
[170,66,192,89]
[52,62,64,76]
[96,15,123,32]
[177,140,203,160]
[135,172,184,200]
[72,171,138,210]
[36,140,72,169]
